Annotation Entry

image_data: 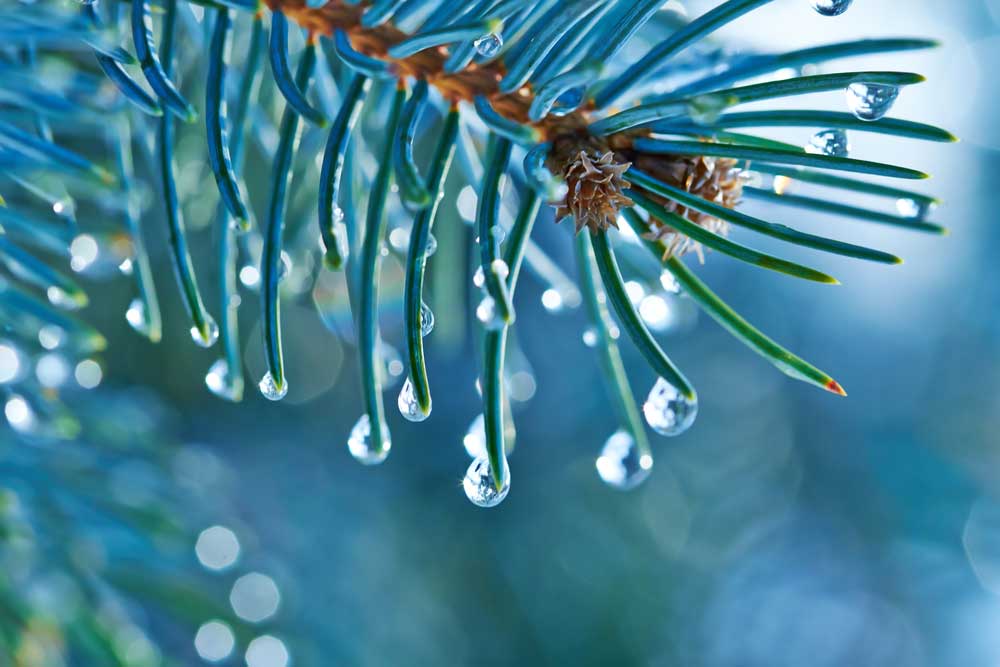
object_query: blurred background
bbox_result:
[5,0,1000,665]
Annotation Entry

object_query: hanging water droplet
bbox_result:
[462,414,487,459]
[595,430,653,490]
[463,456,510,508]
[424,233,438,258]
[473,33,503,59]
[347,414,391,465]
[491,258,509,280]
[845,82,899,122]
[472,265,486,289]
[190,316,220,348]
[643,377,698,436]
[419,302,435,336]
[205,359,242,402]
[118,257,134,276]
[896,198,935,221]
[397,378,429,422]
[582,327,599,348]
[805,129,850,157]
[46,286,84,311]
[552,86,584,114]
[258,371,287,401]
[476,296,504,330]
[125,298,150,335]
[810,0,853,16]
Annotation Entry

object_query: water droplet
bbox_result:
[348,414,391,465]
[472,265,486,288]
[424,233,438,258]
[46,286,83,311]
[643,378,698,436]
[810,0,853,16]
[595,430,653,490]
[258,371,287,401]
[419,302,435,336]
[476,296,504,330]
[205,359,243,402]
[397,378,429,422]
[125,298,150,335]
[805,129,850,157]
[552,86,584,113]
[582,327,599,348]
[118,257,134,275]
[474,33,503,58]
[191,317,220,348]
[278,252,293,282]
[896,198,935,221]
[845,82,899,122]
[463,456,510,508]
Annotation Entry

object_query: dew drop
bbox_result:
[805,129,850,157]
[397,378,429,422]
[463,414,486,459]
[191,317,220,349]
[552,86,584,114]
[845,82,899,122]
[277,252,293,282]
[118,257,134,276]
[463,456,510,508]
[643,377,698,436]
[473,33,503,58]
[595,430,653,490]
[419,301,435,337]
[896,198,935,221]
[347,414,391,465]
[258,371,287,401]
[205,359,243,402]
[581,327,599,348]
[424,233,438,258]
[472,265,486,288]
[810,0,853,16]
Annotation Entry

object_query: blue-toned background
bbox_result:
[47,1,1000,665]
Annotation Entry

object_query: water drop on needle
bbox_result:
[463,456,510,508]
[846,82,899,122]
[643,378,698,436]
[348,414,391,465]
[595,430,653,490]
